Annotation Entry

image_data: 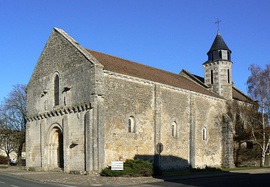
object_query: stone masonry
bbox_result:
[25,28,249,173]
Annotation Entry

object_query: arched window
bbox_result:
[54,74,60,106]
[172,121,177,137]
[202,127,207,141]
[128,116,135,133]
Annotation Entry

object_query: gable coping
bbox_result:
[54,27,103,68]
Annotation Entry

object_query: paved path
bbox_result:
[0,166,269,186]
[0,166,162,186]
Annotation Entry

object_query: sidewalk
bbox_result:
[0,166,269,186]
[0,166,163,186]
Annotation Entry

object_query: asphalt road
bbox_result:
[0,174,83,187]
[0,169,270,187]
[141,172,270,187]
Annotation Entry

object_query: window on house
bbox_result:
[202,127,207,141]
[172,122,177,137]
[54,74,60,106]
[128,116,135,133]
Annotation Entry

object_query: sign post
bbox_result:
[156,142,163,169]
[111,161,124,170]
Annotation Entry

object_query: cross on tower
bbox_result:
[215,19,221,33]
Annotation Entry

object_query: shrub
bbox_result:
[100,159,154,177]
[100,167,124,177]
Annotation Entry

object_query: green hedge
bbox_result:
[100,159,154,177]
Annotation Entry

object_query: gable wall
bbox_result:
[27,30,94,116]
[26,30,100,172]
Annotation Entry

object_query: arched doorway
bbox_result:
[48,125,64,169]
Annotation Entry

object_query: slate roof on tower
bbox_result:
[207,32,231,54]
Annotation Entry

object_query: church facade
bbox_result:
[26,28,251,173]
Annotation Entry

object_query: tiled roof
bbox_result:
[232,87,254,103]
[87,50,220,98]
[179,69,253,103]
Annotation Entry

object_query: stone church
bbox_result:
[26,28,252,173]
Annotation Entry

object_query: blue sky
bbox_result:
[1,0,270,103]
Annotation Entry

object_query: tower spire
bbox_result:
[203,31,233,100]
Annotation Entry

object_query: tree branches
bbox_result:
[247,64,270,115]
[246,64,270,166]
[0,84,26,164]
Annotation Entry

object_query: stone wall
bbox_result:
[26,29,104,172]
[27,29,95,117]
[103,72,155,165]
[194,98,223,168]
[103,71,226,170]
[26,28,235,173]
[203,61,233,100]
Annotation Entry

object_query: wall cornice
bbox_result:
[26,102,91,122]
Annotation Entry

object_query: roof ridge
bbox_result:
[180,69,209,89]
[87,49,186,78]
[87,49,221,98]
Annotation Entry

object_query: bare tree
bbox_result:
[0,84,26,165]
[224,100,255,166]
[247,64,270,167]
[0,128,19,162]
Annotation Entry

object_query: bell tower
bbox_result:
[203,32,233,100]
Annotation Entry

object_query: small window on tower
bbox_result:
[227,51,231,61]
[219,50,222,58]
[208,53,213,61]
[222,50,228,60]
[208,54,211,61]
[227,69,230,83]
[211,70,214,84]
